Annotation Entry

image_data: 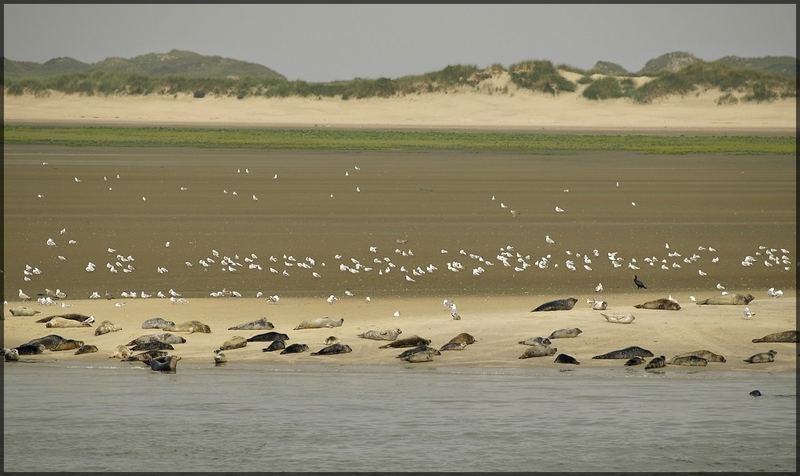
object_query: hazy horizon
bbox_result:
[4,4,796,81]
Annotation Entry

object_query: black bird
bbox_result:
[633,275,647,289]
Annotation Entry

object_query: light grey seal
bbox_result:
[548,328,583,339]
[396,345,441,359]
[357,328,402,341]
[519,345,557,359]
[165,320,211,333]
[696,293,755,305]
[310,343,352,356]
[592,346,654,360]
[530,297,578,312]
[519,336,552,346]
[670,355,708,366]
[379,336,431,349]
[554,353,579,365]
[228,317,274,330]
[744,350,777,363]
[294,317,344,330]
[671,350,726,363]
[46,317,92,328]
[141,318,176,330]
[645,356,666,370]
[95,320,122,336]
[216,336,247,352]
[752,330,797,343]
[634,298,681,310]
[126,350,168,364]
[36,313,93,324]
[110,345,133,359]
[10,306,40,317]
[150,355,181,372]
[75,344,98,355]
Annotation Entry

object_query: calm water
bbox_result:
[3,363,796,472]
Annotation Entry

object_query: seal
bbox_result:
[129,341,175,352]
[262,339,286,352]
[95,320,122,336]
[624,356,646,366]
[10,306,40,317]
[325,336,339,345]
[379,335,431,349]
[634,298,681,310]
[24,335,70,350]
[294,317,344,330]
[141,317,176,329]
[281,343,310,354]
[396,345,441,359]
[45,317,92,328]
[446,333,476,346]
[357,329,402,341]
[166,320,211,333]
[645,356,666,369]
[51,339,84,351]
[519,345,557,359]
[696,293,755,305]
[589,299,608,311]
[110,345,133,359]
[214,352,227,365]
[150,355,180,372]
[228,317,274,330]
[601,313,635,324]
[752,330,797,343]
[216,336,247,352]
[592,346,654,360]
[671,350,726,363]
[548,328,582,339]
[14,343,45,355]
[75,344,98,355]
[440,342,466,351]
[126,350,168,364]
[36,313,94,324]
[403,352,434,363]
[247,332,289,342]
[554,353,579,365]
[4,348,20,361]
[311,343,352,356]
[669,355,708,366]
[744,350,777,363]
[127,333,186,346]
[530,297,578,312]
[519,336,552,346]
[749,390,762,397]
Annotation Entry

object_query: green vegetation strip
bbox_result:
[3,126,795,154]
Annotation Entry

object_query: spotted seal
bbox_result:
[281,343,310,354]
[396,345,441,359]
[216,336,247,352]
[530,297,578,312]
[554,353,579,365]
[752,330,797,343]
[446,333,476,346]
[126,333,186,346]
[696,293,755,305]
[518,344,557,359]
[10,306,40,317]
[165,320,211,333]
[744,350,777,363]
[403,352,434,363]
[14,343,45,355]
[379,336,430,349]
[294,317,344,330]
[634,298,681,310]
[51,339,84,351]
[440,342,467,351]
[95,320,122,336]
[141,318,176,330]
[24,335,74,351]
[670,355,708,366]
[671,350,726,363]
[46,317,92,328]
[645,356,666,369]
[247,332,289,342]
[110,345,133,359]
[150,355,181,372]
[75,344,99,355]
[262,340,286,352]
[519,336,552,346]
[228,317,274,330]
[311,343,352,356]
[126,350,168,364]
[624,356,646,366]
[357,329,402,341]
[36,313,93,324]
[129,341,174,352]
[548,328,582,339]
[592,346,654,360]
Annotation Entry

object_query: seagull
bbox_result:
[46,238,56,247]
[326,295,338,304]
[273,174,278,180]
[631,202,637,207]
[252,194,258,201]
[545,235,555,244]
[365,296,371,302]
[595,283,603,293]
[500,203,508,209]
[356,186,361,192]
[405,275,416,282]
[59,228,66,235]
[107,248,116,253]
[716,283,725,290]
[555,206,565,213]
[57,255,66,261]
[180,186,188,191]
[142,196,146,201]
[689,295,696,302]
[165,241,171,248]
[743,307,755,319]
[698,270,707,276]
[37,194,45,198]
[74,177,81,183]
[393,311,400,318]
[18,289,31,301]
[89,291,101,299]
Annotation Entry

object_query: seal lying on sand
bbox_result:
[634,299,681,310]
[592,346,654,359]
[548,328,582,339]
[403,351,435,363]
[150,355,180,372]
[531,297,578,312]
[142,318,176,330]
[357,329,402,341]
[216,336,247,352]
[379,336,431,349]
[601,313,635,324]
[624,356,646,366]
[446,333,476,346]
[214,352,227,365]
[397,345,441,359]
[10,306,40,317]
[671,350,726,363]
[519,345,557,359]
[554,353,579,365]
[744,350,777,363]
[127,333,186,346]
[75,344,98,355]
[14,343,45,355]
[440,342,467,351]
[752,330,797,343]
[4,348,20,361]
[645,356,666,369]
[311,343,352,356]
[247,332,289,342]
[46,317,92,328]
[281,343,310,354]
[670,355,708,366]
[126,350,168,364]
[228,317,274,330]
[519,336,552,346]
[262,340,286,352]
[696,293,755,305]
[52,339,84,351]
[294,317,344,330]
[325,336,339,345]
[24,335,80,351]
[129,341,175,352]
[165,320,211,333]
[36,313,94,324]
[95,320,122,336]
[110,345,133,359]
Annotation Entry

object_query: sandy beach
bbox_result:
[3,293,796,371]
[4,89,796,132]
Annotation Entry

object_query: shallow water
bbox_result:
[3,363,796,472]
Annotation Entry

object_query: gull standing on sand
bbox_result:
[555,206,565,213]
[743,307,755,319]
[18,289,31,301]
[545,235,555,244]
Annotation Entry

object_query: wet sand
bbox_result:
[2,294,796,371]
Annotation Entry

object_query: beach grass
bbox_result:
[3,125,796,154]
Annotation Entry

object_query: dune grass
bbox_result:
[3,125,795,155]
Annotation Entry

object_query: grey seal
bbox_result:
[671,350,726,363]
[216,336,247,352]
[129,341,175,352]
[554,353,579,365]
[141,318,176,330]
[10,306,40,317]
[228,317,274,330]
[214,352,227,365]
[440,342,467,351]
[592,346,654,360]
[24,335,81,351]
[247,332,289,342]
[325,336,339,345]
[696,293,755,305]
[36,313,93,323]
[530,297,578,312]
[357,329,402,341]
[262,340,286,352]
[519,344,557,359]
[294,317,344,330]
[150,355,181,372]
[403,352,434,363]
[95,320,122,336]
[46,317,92,328]
[645,356,666,370]
[445,333,476,346]
[744,350,777,363]
[624,356,646,366]
[379,336,431,349]
[548,328,582,339]
[165,320,211,333]
[670,355,708,366]
[396,345,441,359]
[126,350,168,364]
[75,344,99,355]
[14,343,45,355]
[311,343,352,356]
[752,330,797,343]
[126,333,186,346]
[519,336,552,346]
[110,345,133,359]
[634,298,681,310]
[281,343,310,354]
[4,348,20,361]
[601,313,635,324]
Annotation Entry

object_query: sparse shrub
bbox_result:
[193,89,206,98]
[509,60,577,95]
[577,75,594,85]
[715,92,739,105]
